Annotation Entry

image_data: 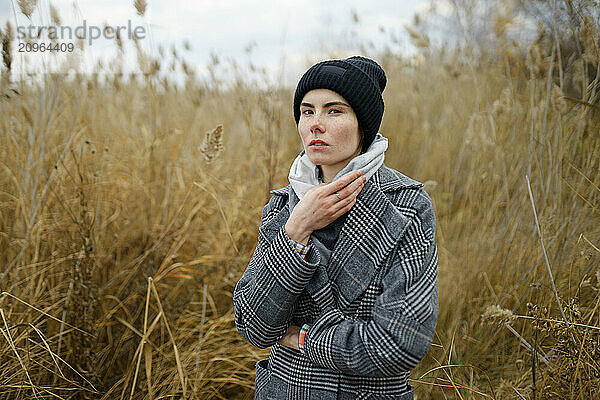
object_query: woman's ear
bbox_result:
[358,126,365,153]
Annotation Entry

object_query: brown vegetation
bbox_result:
[0,0,598,398]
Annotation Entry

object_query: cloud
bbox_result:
[4,0,429,86]
[414,0,455,17]
[0,1,10,19]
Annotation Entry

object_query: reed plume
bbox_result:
[1,22,13,80]
[18,0,37,19]
[199,124,224,163]
[134,0,147,16]
[49,2,61,26]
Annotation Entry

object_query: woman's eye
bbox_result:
[329,109,341,114]
[302,109,313,115]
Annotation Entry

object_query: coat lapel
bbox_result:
[327,166,418,308]
[265,165,424,310]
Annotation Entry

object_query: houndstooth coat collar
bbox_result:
[261,164,424,310]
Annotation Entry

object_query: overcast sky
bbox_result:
[1,0,433,87]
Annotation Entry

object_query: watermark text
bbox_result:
[16,20,146,46]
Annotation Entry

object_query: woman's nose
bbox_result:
[310,113,325,133]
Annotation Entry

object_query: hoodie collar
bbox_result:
[270,163,424,196]
[287,133,390,200]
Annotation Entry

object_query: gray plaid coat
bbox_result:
[233,164,438,399]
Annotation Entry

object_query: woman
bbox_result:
[233,55,438,400]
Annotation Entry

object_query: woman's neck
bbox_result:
[319,165,344,184]
[318,150,363,184]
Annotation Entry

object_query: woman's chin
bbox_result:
[307,147,332,159]
[307,155,331,165]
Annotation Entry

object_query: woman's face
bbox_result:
[298,88,362,170]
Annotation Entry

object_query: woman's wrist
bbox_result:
[285,220,311,245]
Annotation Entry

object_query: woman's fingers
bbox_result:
[297,171,366,232]
[330,177,364,217]
[331,189,359,219]
[323,170,363,197]
[335,173,366,199]
[277,324,300,350]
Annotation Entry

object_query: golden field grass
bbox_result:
[0,1,599,399]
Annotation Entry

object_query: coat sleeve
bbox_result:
[302,190,438,377]
[233,196,322,349]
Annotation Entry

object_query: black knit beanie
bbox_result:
[293,55,387,153]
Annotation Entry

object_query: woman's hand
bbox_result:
[277,324,301,350]
[285,171,366,245]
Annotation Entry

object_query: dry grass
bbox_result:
[0,1,599,399]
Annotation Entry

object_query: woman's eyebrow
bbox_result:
[300,101,350,108]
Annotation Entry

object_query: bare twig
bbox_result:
[525,174,576,344]
[512,386,527,400]
[504,323,549,365]
[195,283,208,373]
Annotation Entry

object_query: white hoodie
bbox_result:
[287,132,389,204]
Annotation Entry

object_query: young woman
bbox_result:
[233,55,438,400]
